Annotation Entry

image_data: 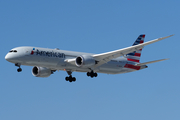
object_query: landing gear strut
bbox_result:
[15,63,22,72]
[65,71,76,82]
[87,71,98,78]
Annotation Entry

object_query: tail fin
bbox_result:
[125,34,145,63]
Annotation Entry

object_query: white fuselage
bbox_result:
[5,46,143,74]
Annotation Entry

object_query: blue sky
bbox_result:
[0,0,180,120]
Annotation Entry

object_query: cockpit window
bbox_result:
[9,50,17,53]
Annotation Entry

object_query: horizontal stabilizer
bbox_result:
[135,58,169,66]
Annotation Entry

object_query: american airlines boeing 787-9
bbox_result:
[5,34,173,82]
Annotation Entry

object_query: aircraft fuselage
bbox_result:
[5,46,142,74]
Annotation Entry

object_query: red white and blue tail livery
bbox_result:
[5,34,174,82]
[126,34,145,63]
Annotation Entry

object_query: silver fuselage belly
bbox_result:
[6,46,138,74]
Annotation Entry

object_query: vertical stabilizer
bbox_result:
[125,34,145,63]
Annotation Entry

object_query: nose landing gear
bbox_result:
[15,63,22,72]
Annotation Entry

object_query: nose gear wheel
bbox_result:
[15,63,22,72]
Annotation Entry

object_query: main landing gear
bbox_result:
[65,70,98,82]
[15,63,22,72]
[87,71,98,78]
[65,71,76,82]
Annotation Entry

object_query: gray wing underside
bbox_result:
[92,35,174,68]
[65,35,174,69]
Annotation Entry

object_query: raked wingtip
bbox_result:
[170,34,175,37]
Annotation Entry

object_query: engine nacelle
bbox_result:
[32,66,51,78]
[75,55,96,67]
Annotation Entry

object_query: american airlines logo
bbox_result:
[31,48,65,58]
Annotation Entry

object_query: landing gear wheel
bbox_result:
[87,72,90,76]
[90,74,94,78]
[87,71,98,78]
[72,77,76,81]
[65,72,76,82]
[15,63,22,72]
[65,77,69,81]
[17,68,22,72]
[94,73,97,77]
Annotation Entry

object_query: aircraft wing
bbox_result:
[92,35,174,68]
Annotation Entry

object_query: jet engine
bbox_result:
[32,66,52,77]
[75,55,96,67]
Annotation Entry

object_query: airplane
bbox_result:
[5,34,174,82]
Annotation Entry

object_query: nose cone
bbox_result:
[5,54,11,61]
[5,53,16,62]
